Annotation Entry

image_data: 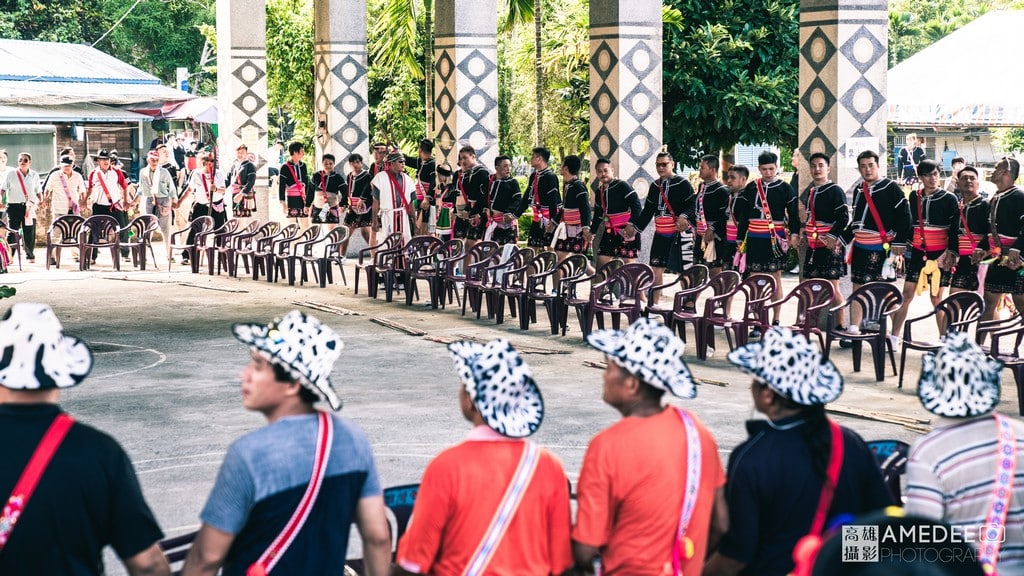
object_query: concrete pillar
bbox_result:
[433,0,499,168]
[313,0,369,164]
[798,0,888,190]
[588,0,662,194]
[216,0,270,216]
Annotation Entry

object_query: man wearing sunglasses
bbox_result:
[0,153,40,263]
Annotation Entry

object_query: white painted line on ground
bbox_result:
[89,341,167,380]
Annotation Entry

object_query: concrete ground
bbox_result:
[3,243,1018,573]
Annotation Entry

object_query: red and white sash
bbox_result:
[979,414,1017,573]
[671,408,702,576]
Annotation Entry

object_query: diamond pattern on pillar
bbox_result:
[591,84,618,124]
[591,41,617,81]
[435,86,455,119]
[456,49,497,83]
[460,124,496,157]
[800,126,837,160]
[799,76,837,124]
[231,60,266,86]
[620,82,659,122]
[621,41,656,81]
[592,126,618,159]
[436,124,456,159]
[336,119,367,148]
[457,86,497,122]
[624,168,651,192]
[840,26,885,75]
[436,51,455,83]
[800,27,836,75]
[333,87,367,117]
[839,75,885,125]
[332,55,366,82]
[621,124,657,166]
[233,89,267,115]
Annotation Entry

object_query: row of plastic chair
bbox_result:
[45,214,161,272]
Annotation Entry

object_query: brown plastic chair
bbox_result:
[46,214,84,270]
[478,247,534,321]
[499,251,557,328]
[434,239,467,309]
[672,270,739,354]
[563,259,623,336]
[78,214,122,271]
[232,221,281,278]
[527,254,587,334]
[299,226,350,288]
[249,223,298,281]
[898,291,984,388]
[980,315,1024,414]
[400,236,444,305]
[273,225,321,285]
[773,279,836,351]
[168,216,215,274]
[459,241,502,316]
[824,282,904,382]
[209,219,256,275]
[645,265,709,331]
[703,273,777,359]
[119,214,161,271]
[354,232,402,297]
[579,263,655,337]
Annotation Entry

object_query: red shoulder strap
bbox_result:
[0,413,74,550]
[810,419,844,536]
[861,181,890,246]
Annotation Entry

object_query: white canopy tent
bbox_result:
[888,10,1024,127]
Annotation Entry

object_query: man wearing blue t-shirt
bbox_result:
[183,311,391,576]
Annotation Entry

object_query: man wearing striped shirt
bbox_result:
[905,333,1024,573]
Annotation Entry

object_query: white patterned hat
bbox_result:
[448,339,544,438]
[727,327,843,406]
[233,311,343,410]
[587,317,697,399]
[0,303,93,390]
[918,332,1002,418]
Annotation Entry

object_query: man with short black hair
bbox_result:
[1,153,40,263]
[0,303,169,575]
[370,142,388,178]
[840,150,911,330]
[553,154,591,261]
[310,153,345,230]
[945,156,966,194]
[637,152,696,293]
[691,154,729,275]
[227,144,257,219]
[184,311,390,576]
[945,166,989,294]
[520,146,561,250]
[371,151,417,244]
[453,145,490,251]
[586,159,642,267]
[278,142,311,228]
[798,152,849,327]
[484,155,522,246]
[341,153,373,257]
[979,157,1024,322]
[405,139,437,235]
[723,165,749,271]
[891,159,958,342]
[734,151,800,326]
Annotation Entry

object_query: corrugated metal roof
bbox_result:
[0,103,151,123]
[0,39,192,106]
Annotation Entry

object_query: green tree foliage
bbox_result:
[266,0,314,143]
[887,0,1020,67]
[0,0,214,91]
[662,0,799,165]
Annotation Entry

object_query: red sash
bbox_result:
[15,170,30,203]
[90,170,121,211]
[563,208,582,226]
[791,419,845,576]
[912,191,949,251]
[656,179,678,236]
[0,414,74,550]
[805,186,831,249]
[858,181,891,250]
[958,203,980,256]
[531,171,544,222]
[247,412,333,576]
[695,182,707,234]
[285,163,305,198]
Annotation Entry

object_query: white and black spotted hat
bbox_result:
[728,327,843,406]
[448,339,543,438]
[918,332,1002,418]
[233,310,343,410]
[0,303,93,390]
[587,317,697,399]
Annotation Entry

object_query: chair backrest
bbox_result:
[255,221,281,241]
[596,258,624,283]
[739,273,778,319]
[464,241,501,281]
[382,483,419,544]
[283,225,321,255]
[189,215,215,234]
[865,439,910,502]
[159,531,198,575]
[529,251,558,276]
[849,282,904,330]
[557,254,588,280]
[936,291,985,334]
[127,214,160,242]
[602,262,655,300]
[440,239,465,260]
[789,279,836,327]
[48,214,84,239]
[214,218,240,236]
[703,270,742,316]
[322,226,351,258]
[679,264,709,291]
[403,235,443,260]
[80,215,121,242]
[382,232,403,251]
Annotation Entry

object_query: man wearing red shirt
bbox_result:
[395,339,572,576]
[576,318,728,575]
